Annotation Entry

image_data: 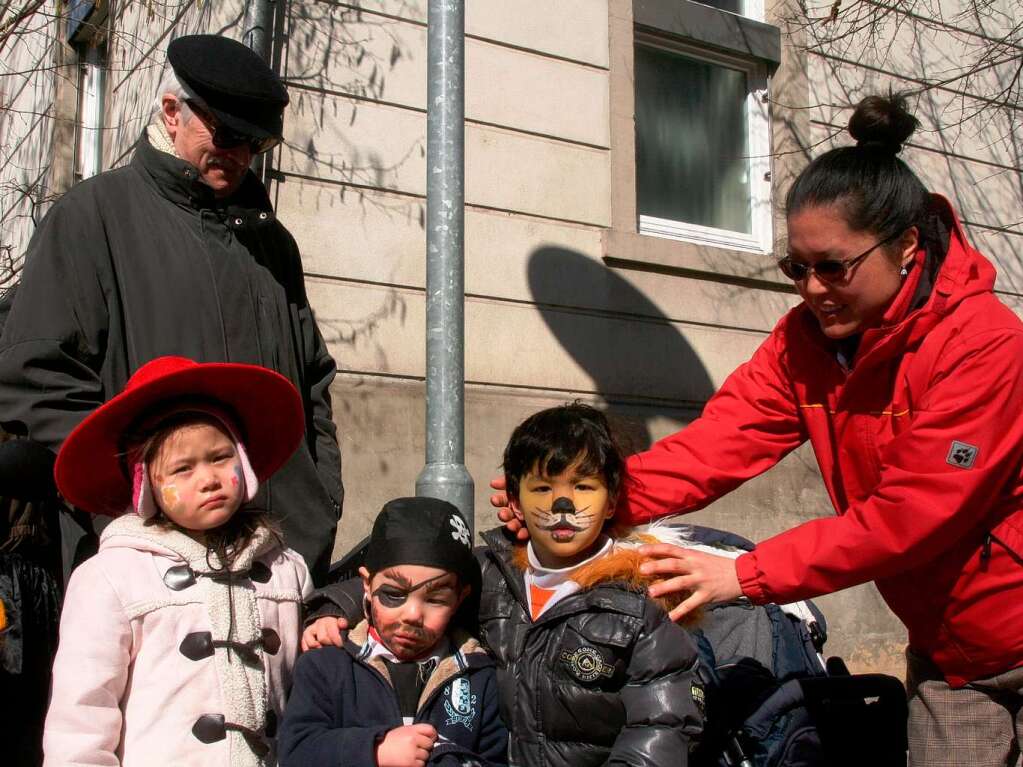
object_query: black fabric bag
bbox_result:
[685,526,907,767]
[0,437,65,767]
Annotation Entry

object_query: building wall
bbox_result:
[0,0,76,289]
[1,0,1020,678]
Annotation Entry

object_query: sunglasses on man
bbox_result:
[777,229,904,282]
[184,99,282,155]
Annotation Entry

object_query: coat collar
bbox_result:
[131,130,278,229]
[100,512,276,573]
[480,525,699,624]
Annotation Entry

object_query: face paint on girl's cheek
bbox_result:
[231,464,242,489]
[160,484,182,510]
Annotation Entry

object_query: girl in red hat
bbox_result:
[43,356,312,767]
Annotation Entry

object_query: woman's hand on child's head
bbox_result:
[301,616,348,651]
[376,723,438,767]
[638,544,743,622]
[489,476,529,541]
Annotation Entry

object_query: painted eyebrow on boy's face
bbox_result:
[377,570,457,593]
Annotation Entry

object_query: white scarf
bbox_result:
[524,535,614,619]
[146,120,180,158]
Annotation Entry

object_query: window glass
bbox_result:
[634,44,752,235]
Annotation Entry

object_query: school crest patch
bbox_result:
[444,678,477,730]
[560,646,615,682]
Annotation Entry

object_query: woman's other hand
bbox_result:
[639,544,743,622]
[490,475,529,541]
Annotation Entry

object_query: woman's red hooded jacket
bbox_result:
[620,196,1023,686]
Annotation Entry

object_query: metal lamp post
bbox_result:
[415,0,474,530]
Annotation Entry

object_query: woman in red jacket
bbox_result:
[497,94,1023,767]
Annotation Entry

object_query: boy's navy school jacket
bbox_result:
[278,620,508,767]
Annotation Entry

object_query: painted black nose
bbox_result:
[552,496,576,515]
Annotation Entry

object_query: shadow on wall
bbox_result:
[275,0,426,197]
[527,245,716,453]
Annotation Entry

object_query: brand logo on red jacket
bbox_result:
[946,441,979,469]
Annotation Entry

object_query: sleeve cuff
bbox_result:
[735,551,768,604]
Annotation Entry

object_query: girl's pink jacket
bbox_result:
[620,197,1023,687]
[43,515,311,766]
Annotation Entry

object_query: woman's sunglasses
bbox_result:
[777,230,902,283]
[184,99,282,155]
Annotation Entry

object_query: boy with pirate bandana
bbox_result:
[478,403,705,767]
[278,497,508,767]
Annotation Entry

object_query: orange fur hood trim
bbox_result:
[511,528,702,626]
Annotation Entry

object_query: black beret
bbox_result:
[364,497,478,588]
[167,35,288,141]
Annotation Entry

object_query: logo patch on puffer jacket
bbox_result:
[691,682,706,716]
[946,441,979,469]
[444,678,477,730]
[560,646,615,682]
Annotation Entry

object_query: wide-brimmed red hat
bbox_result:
[55,356,305,515]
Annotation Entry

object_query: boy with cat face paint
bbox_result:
[478,404,705,767]
[278,497,508,767]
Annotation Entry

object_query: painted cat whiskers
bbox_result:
[529,503,597,533]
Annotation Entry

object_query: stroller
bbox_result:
[681,526,907,767]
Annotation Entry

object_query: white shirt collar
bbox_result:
[524,535,614,618]
[362,627,450,665]
[526,535,614,588]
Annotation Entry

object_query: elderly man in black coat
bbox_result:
[0,35,343,584]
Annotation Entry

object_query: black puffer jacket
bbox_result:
[478,528,704,767]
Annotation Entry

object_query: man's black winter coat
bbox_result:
[0,133,342,582]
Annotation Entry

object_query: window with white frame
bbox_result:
[73,44,107,182]
[632,0,777,254]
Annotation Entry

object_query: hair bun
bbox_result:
[848,93,919,155]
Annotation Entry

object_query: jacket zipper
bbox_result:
[982,532,1023,568]
[354,654,406,726]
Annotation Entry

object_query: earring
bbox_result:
[900,266,908,278]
